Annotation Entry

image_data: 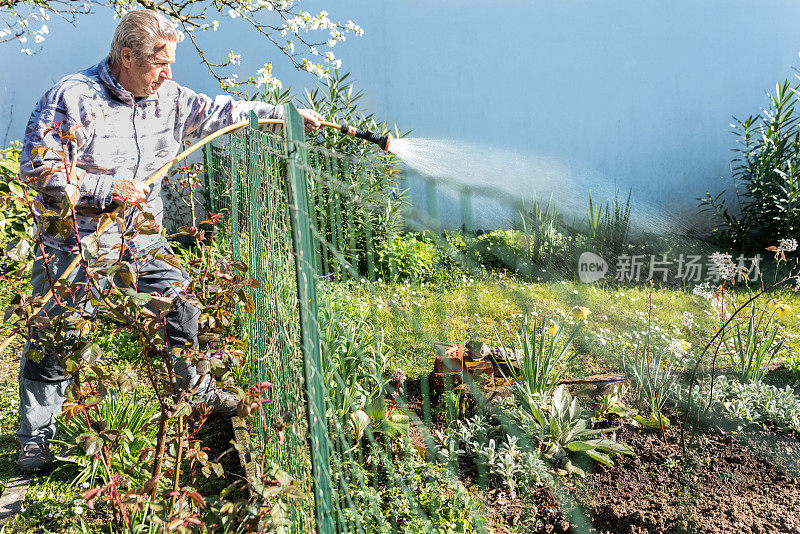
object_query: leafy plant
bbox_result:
[317,292,407,442]
[56,390,159,487]
[516,197,562,266]
[494,311,584,400]
[699,80,800,250]
[725,302,783,383]
[376,232,440,282]
[593,383,636,423]
[434,415,551,499]
[263,72,410,281]
[0,141,35,270]
[586,189,632,257]
[535,386,632,477]
[337,437,484,533]
[624,334,678,431]
[688,374,800,432]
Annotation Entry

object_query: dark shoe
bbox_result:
[17,443,53,475]
[203,388,238,417]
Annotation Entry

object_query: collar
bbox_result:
[97,57,158,106]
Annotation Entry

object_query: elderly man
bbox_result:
[17,9,323,474]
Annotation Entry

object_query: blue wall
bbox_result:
[2,0,800,226]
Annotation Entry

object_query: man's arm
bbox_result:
[179,87,323,140]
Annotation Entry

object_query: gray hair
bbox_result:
[108,10,179,66]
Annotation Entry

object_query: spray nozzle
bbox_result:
[340,124,392,151]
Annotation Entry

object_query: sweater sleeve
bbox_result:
[20,91,115,210]
[179,86,285,140]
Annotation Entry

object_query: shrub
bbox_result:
[0,141,34,271]
[700,80,800,250]
[260,72,408,280]
[376,232,439,282]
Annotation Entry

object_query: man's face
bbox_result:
[121,40,176,97]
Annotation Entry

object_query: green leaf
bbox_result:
[585,449,613,467]
[63,357,80,374]
[230,260,248,273]
[565,440,594,452]
[79,343,103,364]
[84,395,104,408]
[116,370,136,395]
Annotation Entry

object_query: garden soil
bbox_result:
[404,380,800,534]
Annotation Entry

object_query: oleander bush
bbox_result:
[700,80,800,251]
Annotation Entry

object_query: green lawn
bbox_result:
[332,274,800,380]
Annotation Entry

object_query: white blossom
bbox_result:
[778,238,798,253]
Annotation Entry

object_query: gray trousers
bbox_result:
[17,240,209,446]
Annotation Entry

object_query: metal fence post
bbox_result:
[283,103,335,533]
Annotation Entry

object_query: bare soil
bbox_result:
[402,379,800,534]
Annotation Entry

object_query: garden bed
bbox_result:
[403,381,800,534]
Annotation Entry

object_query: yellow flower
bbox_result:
[774,303,793,321]
[767,299,782,312]
[680,340,691,353]
[571,307,590,323]
[547,323,557,336]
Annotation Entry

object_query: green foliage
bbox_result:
[299,71,407,161]
[700,80,800,250]
[501,386,632,478]
[624,335,678,430]
[494,312,583,399]
[56,390,158,487]
[261,72,409,280]
[318,289,407,441]
[537,386,632,477]
[690,374,800,432]
[725,303,784,383]
[593,384,636,423]
[433,415,552,500]
[466,228,566,274]
[516,197,563,265]
[0,141,35,271]
[586,189,632,257]
[376,232,440,282]
[337,438,484,533]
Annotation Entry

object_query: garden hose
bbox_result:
[0,117,392,354]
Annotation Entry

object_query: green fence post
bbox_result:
[283,103,335,533]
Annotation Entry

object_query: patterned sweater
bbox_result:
[21,58,283,253]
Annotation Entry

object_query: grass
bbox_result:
[330,273,800,380]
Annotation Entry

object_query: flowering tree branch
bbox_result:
[0,0,362,92]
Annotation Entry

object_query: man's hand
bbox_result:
[298,108,324,133]
[112,179,150,205]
